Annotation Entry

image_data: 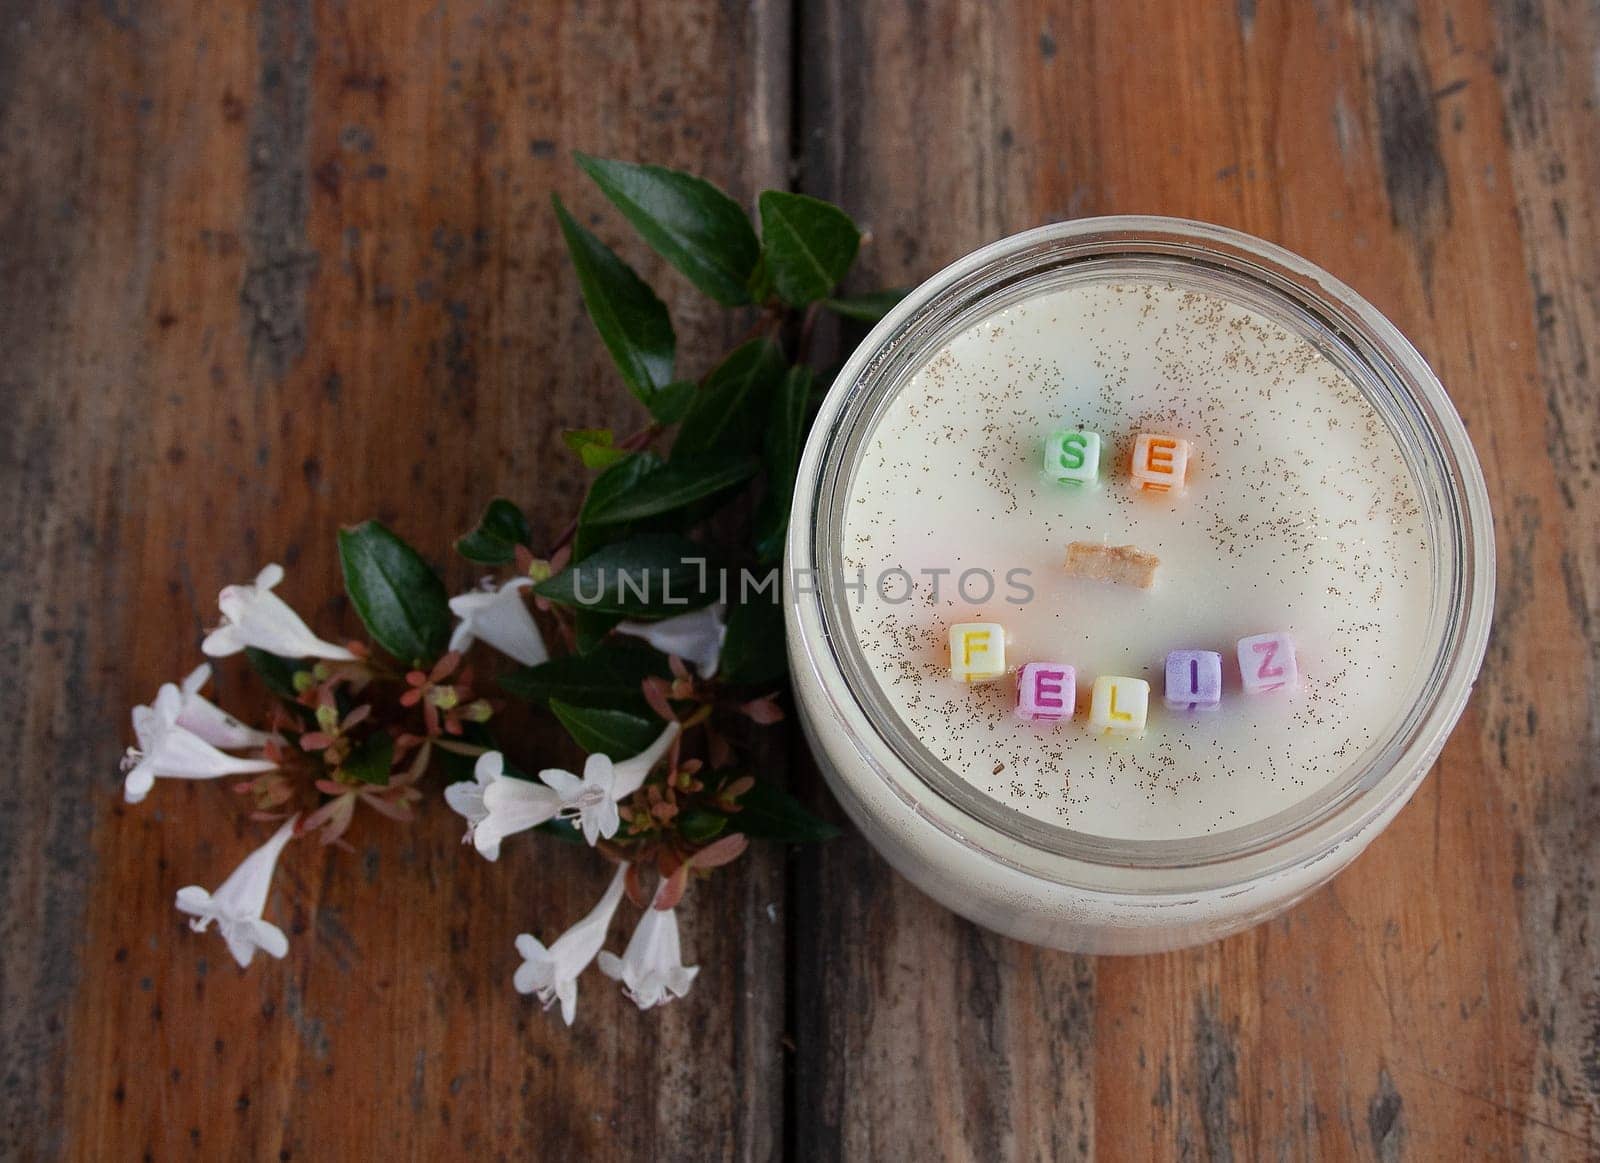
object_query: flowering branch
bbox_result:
[124,154,902,1023]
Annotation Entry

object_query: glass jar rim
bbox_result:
[786,216,1495,894]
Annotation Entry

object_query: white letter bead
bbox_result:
[1044,429,1101,486]
[1088,675,1149,737]
[1237,632,1298,693]
[949,622,1006,683]
[1131,433,1190,494]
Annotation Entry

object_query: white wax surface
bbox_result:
[839,279,1432,840]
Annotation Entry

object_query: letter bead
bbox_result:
[1044,429,1101,486]
[949,622,1006,683]
[1131,433,1190,494]
[1165,650,1222,710]
[1237,632,1298,694]
[1015,663,1076,722]
[1088,675,1149,737]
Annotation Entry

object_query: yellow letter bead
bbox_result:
[1088,675,1150,737]
[1130,433,1191,494]
[949,622,1006,683]
[1044,429,1101,486]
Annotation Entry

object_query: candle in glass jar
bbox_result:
[839,278,1431,840]
[785,219,1493,954]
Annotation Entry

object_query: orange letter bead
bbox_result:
[949,622,1006,683]
[1130,433,1191,494]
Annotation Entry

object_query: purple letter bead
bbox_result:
[1164,649,1222,710]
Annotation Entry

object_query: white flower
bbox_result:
[202,563,356,661]
[172,663,275,750]
[539,754,619,846]
[513,863,628,1025]
[451,723,680,856]
[598,894,699,1011]
[443,749,497,847]
[174,815,299,968]
[122,683,276,804]
[609,720,681,800]
[615,603,726,677]
[448,576,548,666]
[468,751,562,861]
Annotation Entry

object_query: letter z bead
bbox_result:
[1237,632,1297,694]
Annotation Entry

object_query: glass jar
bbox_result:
[784,217,1494,954]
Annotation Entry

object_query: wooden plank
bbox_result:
[792,0,1600,1157]
[0,1,790,1158]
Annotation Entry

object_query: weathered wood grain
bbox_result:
[793,0,1600,1158]
[5,0,1599,1158]
[1,1,790,1159]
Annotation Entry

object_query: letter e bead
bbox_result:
[1016,663,1076,722]
[1131,433,1190,494]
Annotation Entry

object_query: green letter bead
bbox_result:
[1044,429,1101,486]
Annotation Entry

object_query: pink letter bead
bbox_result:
[949,622,1006,683]
[1165,650,1222,710]
[1131,433,1191,494]
[1237,632,1298,693]
[1015,663,1077,721]
[1088,675,1149,737]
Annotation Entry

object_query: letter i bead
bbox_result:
[1131,433,1191,494]
[949,622,1006,683]
[1237,632,1298,694]
[1044,429,1101,486]
[1015,663,1076,722]
[1088,675,1149,737]
[1164,650,1222,710]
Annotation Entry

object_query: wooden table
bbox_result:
[3,1,1596,1158]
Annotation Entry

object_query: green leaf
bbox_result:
[534,532,713,617]
[673,339,786,459]
[561,428,630,470]
[580,452,662,522]
[456,498,532,565]
[574,610,624,653]
[337,521,451,665]
[753,364,813,562]
[553,194,676,404]
[757,191,862,306]
[729,777,839,842]
[582,453,759,526]
[549,698,662,759]
[245,647,304,701]
[574,154,760,306]
[678,808,729,844]
[499,642,669,716]
[574,451,664,560]
[342,731,395,786]
[719,598,787,686]
[823,288,909,322]
[646,380,697,425]
[745,255,774,303]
